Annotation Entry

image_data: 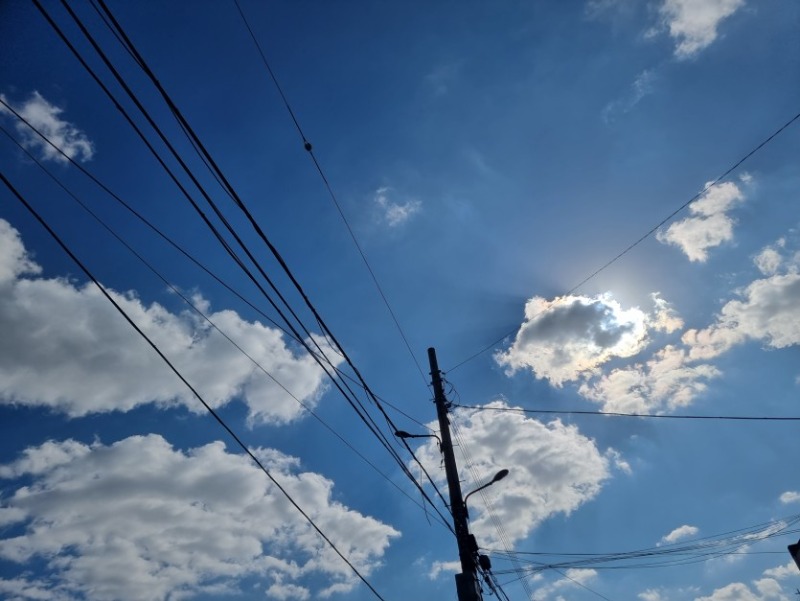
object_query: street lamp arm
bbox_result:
[463,469,509,515]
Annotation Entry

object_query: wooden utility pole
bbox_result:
[428,347,483,601]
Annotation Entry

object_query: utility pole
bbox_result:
[428,347,483,601]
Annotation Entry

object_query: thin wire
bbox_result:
[550,568,616,601]
[0,96,434,439]
[0,170,391,601]
[446,110,800,374]
[452,403,800,421]
[36,0,454,532]
[90,0,453,520]
[488,514,800,574]
[0,121,452,532]
[231,0,431,391]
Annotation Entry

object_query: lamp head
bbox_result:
[491,469,509,483]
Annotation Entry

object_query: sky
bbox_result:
[0,1,799,600]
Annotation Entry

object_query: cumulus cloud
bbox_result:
[0,435,399,601]
[415,401,611,546]
[695,578,789,601]
[0,219,340,423]
[683,267,800,360]
[657,179,747,262]
[762,562,797,581]
[374,187,421,227]
[657,0,745,59]
[0,91,94,163]
[779,491,800,504]
[496,293,681,386]
[754,239,786,276]
[579,345,720,414]
[660,524,699,544]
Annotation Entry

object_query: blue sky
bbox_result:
[1,1,799,600]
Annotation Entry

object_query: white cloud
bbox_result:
[762,562,797,581]
[754,239,786,276]
[415,401,611,546]
[374,187,421,227]
[496,293,655,386]
[640,590,668,601]
[0,91,94,163]
[428,560,460,580]
[0,435,399,601]
[695,578,790,601]
[684,271,800,360]
[0,220,41,285]
[579,345,720,414]
[658,0,746,59]
[657,180,747,262]
[660,524,699,544]
[0,219,340,423]
[779,491,800,504]
[266,583,311,601]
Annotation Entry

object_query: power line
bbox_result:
[0,119,452,533]
[35,0,454,532]
[231,0,431,391]
[0,94,434,438]
[0,170,391,601]
[488,514,800,575]
[451,403,800,422]
[446,110,800,374]
[88,0,453,522]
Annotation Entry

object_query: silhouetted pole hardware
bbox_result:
[428,347,483,601]
[789,538,800,572]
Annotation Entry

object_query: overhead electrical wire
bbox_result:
[34,0,454,532]
[0,171,391,601]
[230,0,431,392]
[488,514,800,576]
[445,109,800,374]
[0,120,452,533]
[451,403,800,422]
[0,95,433,437]
[86,0,453,519]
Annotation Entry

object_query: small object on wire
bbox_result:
[304,140,312,152]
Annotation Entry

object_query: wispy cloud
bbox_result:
[374,187,421,227]
[0,435,399,600]
[0,90,94,163]
[657,0,746,60]
[657,177,749,262]
[603,69,657,123]
[779,491,800,504]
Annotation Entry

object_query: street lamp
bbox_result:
[463,469,509,517]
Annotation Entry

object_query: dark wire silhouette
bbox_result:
[0,170,391,601]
